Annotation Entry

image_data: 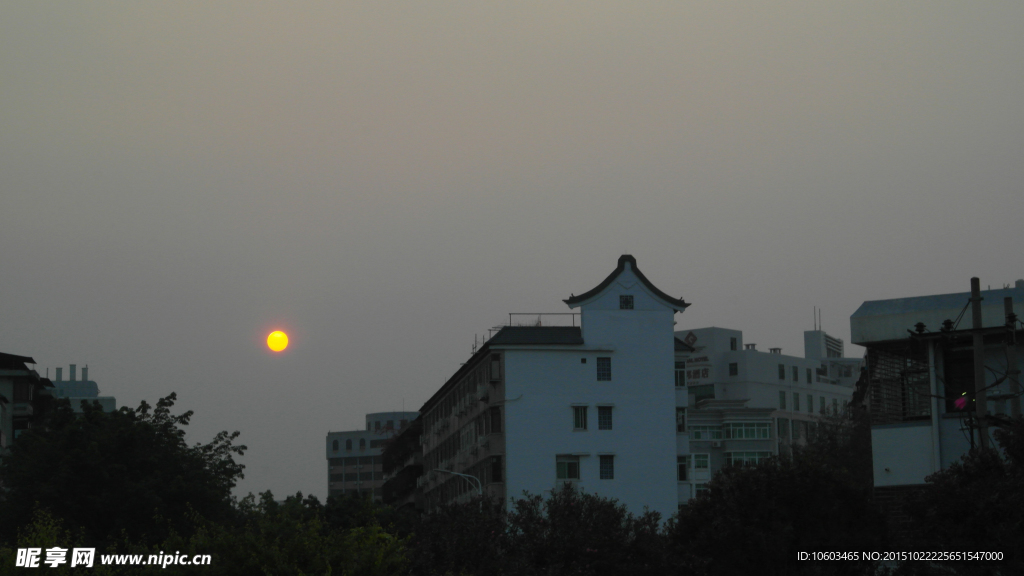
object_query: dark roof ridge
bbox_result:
[564,254,690,311]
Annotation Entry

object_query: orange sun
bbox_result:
[267,330,289,352]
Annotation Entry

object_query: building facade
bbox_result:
[0,352,54,452]
[673,327,861,501]
[417,255,687,517]
[326,411,418,501]
[850,279,1023,494]
[49,364,117,413]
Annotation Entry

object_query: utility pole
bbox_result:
[970,278,989,450]
[1006,296,1021,418]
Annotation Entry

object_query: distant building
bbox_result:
[326,411,418,501]
[0,352,53,450]
[673,328,861,501]
[850,279,1023,502]
[49,364,117,413]
[417,255,685,517]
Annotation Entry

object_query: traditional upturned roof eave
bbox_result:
[563,254,690,311]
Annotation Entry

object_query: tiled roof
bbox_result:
[564,254,689,311]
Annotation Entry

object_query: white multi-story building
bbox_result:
[419,255,687,518]
[673,327,861,501]
[326,411,418,501]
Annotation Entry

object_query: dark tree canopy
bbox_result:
[0,393,246,548]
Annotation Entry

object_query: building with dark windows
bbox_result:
[49,364,117,413]
[326,411,417,501]
[417,255,687,517]
[672,328,861,500]
[850,279,1023,498]
[0,352,54,452]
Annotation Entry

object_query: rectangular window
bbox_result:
[806,368,812,384]
[695,483,709,497]
[778,364,786,380]
[619,295,634,309]
[491,455,503,482]
[490,353,501,381]
[689,425,722,440]
[807,394,813,413]
[556,455,580,480]
[597,357,612,381]
[598,406,613,430]
[689,384,715,402]
[779,391,787,410]
[676,408,686,432]
[677,456,689,481]
[675,361,686,387]
[832,398,839,415]
[794,393,800,412]
[792,366,799,382]
[728,362,738,376]
[573,406,588,430]
[778,418,790,439]
[693,454,709,469]
[490,406,502,433]
[730,337,738,351]
[723,422,771,439]
[725,451,772,466]
[820,396,826,414]
[599,455,615,479]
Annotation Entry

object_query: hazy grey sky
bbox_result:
[2,2,1021,500]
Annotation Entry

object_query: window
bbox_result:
[689,426,722,440]
[556,455,580,480]
[676,408,686,432]
[619,295,634,309]
[793,393,800,411]
[728,362,738,376]
[725,451,772,466]
[778,418,790,439]
[598,406,613,430]
[730,337,738,351]
[677,456,689,481]
[332,440,339,451]
[695,483,709,497]
[366,423,371,431]
[792,366,799,382]
[490,407,502,433]
[832,398,839,415]
[807,394,813,413]
[573,406,588,430]
[597,357,612,381]
[491,456,503,482]
[581,358,587,364]
[386,420,394,429]
[689,384,715,402]
[778,364,786,379]
[820,396,826,414]
[375,421,381,430]
[723,422,771,439]
[346,439,353,450]
[359,438,366,449]
[693,454,709,469]
[599,455,615,479]
[490,353,501,380]
[344,473,358,482]
[806,368,812,384]
[675,361,686,387]
[779,391,787,410]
